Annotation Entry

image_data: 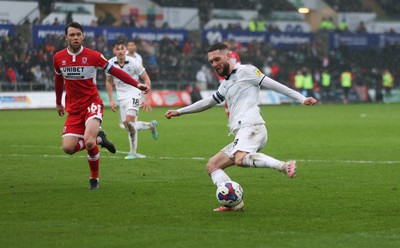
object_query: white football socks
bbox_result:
[135,121,152,131]
[242,153,283,170]
[210,169,232,187]
[126,121,138,154]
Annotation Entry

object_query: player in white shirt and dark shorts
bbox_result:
[106,39,158,159]
[165,42,317,211]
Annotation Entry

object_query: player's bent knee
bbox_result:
[206,159,221,174]
[234,157,244,166]
[233,152,248,166]
[63,147,75,155]
[85,140,96,150]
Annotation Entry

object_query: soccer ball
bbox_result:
[216,181,244,207]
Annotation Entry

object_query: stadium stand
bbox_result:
[0,0,399,103]
[152,0,294,10]
[375,0,400,19]
[324,0,366,12]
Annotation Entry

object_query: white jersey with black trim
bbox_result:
[107,56,145,101]
[213,64,306,133]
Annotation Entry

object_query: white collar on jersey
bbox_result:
[67,46,84,62]
[114,60,129,68]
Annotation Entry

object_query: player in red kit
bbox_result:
[53,22,149,190]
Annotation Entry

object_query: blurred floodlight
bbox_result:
[298,8,310,14]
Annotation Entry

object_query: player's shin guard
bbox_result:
[127,121,138,154]
[87,146,100,179]
[242,153,283,170]
[210,169,232,187]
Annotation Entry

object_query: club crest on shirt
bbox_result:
[82,57,88,64]
[62,60,66,66]
[255,69,263,76]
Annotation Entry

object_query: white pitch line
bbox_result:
[0,153,206,160]
[0,153,399,164]
[114,150,206,160]
[2,144,399,164]
[10,144,61,149]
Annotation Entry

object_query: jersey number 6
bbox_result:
[87,103,102,116]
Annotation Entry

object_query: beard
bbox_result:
[69,41,82,53]
[216,62,230,77]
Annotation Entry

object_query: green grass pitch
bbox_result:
[0,103,399,248]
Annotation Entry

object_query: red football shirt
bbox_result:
[53,46,111,113]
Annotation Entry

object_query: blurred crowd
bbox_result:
[0,31,209,91]
[0,33,55,91]
[1,28,399,102]
[1,0,397,103]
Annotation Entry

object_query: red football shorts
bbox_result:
[62,101,104,138]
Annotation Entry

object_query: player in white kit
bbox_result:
[106,39,158,159]
[115,40,144,129]
[165,42,317,211]
[126,40,143,66]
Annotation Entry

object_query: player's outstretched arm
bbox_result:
[302,97,318,106]
[165,110,180,119]
[137,83,150,93]
[166,95,218,119]
[260,76,317,105]
[109,66,149,93]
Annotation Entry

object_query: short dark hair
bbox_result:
[207,42,228,53]
[65,22,84,36]
[112,38,127,48]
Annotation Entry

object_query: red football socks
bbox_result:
[87,145,100,179]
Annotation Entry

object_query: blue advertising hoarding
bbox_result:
[203,29,314,48]
[378,34,400,48]
[0,24,15,37]
[268,33,314,48]
[32,25,99,43]
[329,33,380,49]
[32,25,187,45]
[5,24,399,50]
[329,32,400,49]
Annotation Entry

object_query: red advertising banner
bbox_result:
[149,91,192,107]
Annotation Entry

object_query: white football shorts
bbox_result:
[118,92,144,121]
[221,124,268,158]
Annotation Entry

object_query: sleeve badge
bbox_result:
[100,54,108,61]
